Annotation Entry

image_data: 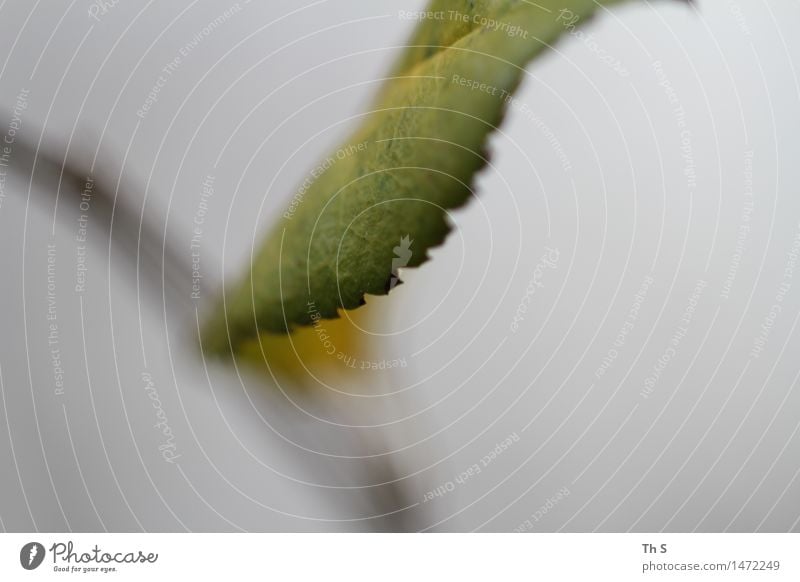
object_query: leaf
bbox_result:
[201,0,634,356]
[233,296,388,386]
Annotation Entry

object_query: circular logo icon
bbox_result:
[20,542,45,570]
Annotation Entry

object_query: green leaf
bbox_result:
[202,0,632,355]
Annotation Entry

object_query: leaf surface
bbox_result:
[202,0,630,355]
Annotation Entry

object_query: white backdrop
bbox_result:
[0,0,799,532]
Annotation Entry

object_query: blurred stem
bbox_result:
[4,116,418,532]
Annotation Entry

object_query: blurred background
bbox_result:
[0,0,799,532]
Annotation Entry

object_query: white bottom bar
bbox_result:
[1,533,797,581]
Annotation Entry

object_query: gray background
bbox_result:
[0,0,799,532]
